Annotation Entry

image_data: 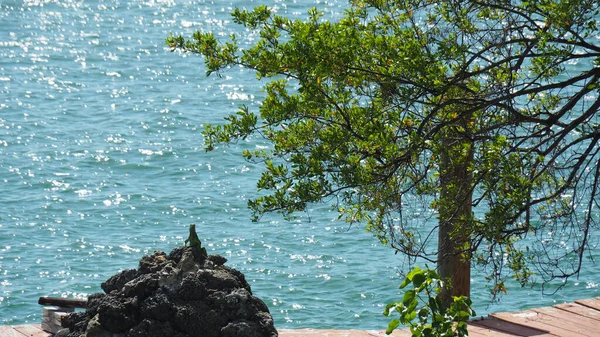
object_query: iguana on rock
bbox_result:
[184,224,207,255]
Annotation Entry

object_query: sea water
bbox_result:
[0,0,598,329]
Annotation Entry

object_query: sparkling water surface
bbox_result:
[0,0,598,329]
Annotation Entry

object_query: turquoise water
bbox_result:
[0,0,598,329]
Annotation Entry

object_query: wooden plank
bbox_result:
[365,330,412,337]
[0,326,26,337]
[278,329,412,337]
[0,325,50,337]
[38,296,86,309]
[491,310,593,336]
[471,317,556,337]
[554,302,600,321]
[467,324,530,337]
[532,306,600,330]
[575,297,600,311]
[12,325,50,337]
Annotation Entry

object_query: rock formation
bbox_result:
[58,246,277,337]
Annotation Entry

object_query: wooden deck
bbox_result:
[0,325,49,337]
[2,297,600,337]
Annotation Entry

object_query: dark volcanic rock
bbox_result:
[63,247,277,337]
[101,269,137,294]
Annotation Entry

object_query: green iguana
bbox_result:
[184,224,207,255]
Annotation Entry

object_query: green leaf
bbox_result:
[407,266,423,279]
[425,269,440,280]
[401,266,423,289]
[412,272,427,288]
[383,302,399,316]
[428,296,438,313]
[402,290,416,307]
[385,319,400,334]
[456,310,471,320]
[399,276,411,289]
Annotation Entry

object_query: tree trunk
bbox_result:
[437,126,473,308]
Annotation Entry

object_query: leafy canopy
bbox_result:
[167,0,600,294]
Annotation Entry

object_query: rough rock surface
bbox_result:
[61,246,277,337]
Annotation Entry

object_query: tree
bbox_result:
[167,0,600,305]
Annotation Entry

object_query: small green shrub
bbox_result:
[384,266,476,337]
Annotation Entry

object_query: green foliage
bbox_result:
[167,0,600,299]
[384,266,476,336]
